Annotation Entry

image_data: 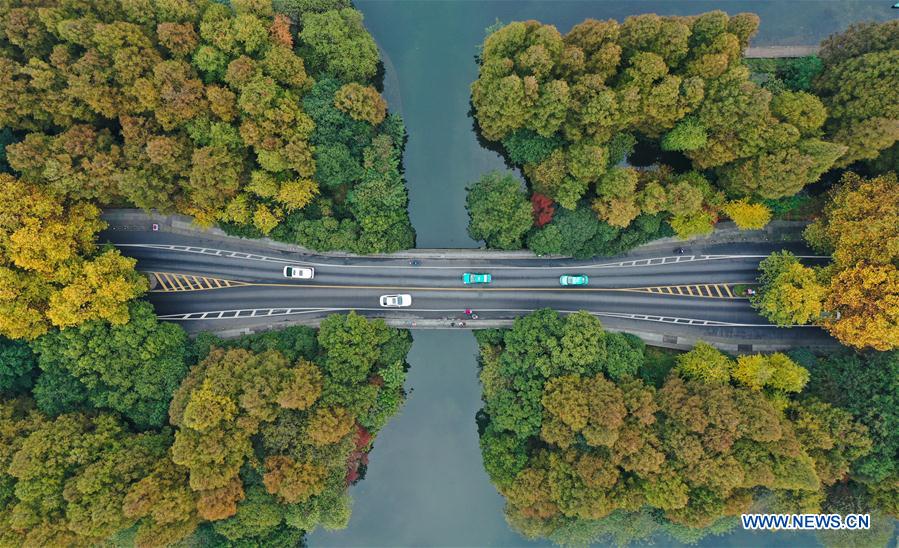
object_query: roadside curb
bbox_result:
[102,209,810,260]
[204,317,839,353]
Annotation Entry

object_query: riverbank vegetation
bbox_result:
[468,15,898,257]
[0,0,413,254]
[0,311,410,545]
[475,309,897,545]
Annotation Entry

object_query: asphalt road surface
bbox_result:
[102,226,836,349]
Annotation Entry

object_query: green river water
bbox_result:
[310,2,897,546]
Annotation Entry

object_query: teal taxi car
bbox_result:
[463,272,492,284]
[559,274,589,286]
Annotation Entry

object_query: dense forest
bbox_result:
[0,1,417,544]
[0,311,411,545]
[475,309,898,546]
[467,15,898,258]
[0,0,414,254]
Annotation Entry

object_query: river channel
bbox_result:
[310,2,897,546]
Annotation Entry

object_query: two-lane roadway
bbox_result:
[102,224,836,350]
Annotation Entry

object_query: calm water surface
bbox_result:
[311,2,897,546]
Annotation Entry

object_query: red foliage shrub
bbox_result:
[355,425,372,450]
[531,193,555,227]
[345,425,374,485]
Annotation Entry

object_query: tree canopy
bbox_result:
[755,172,899,350]
[466,171,534,249]
[469,12,843,255]
[0,312,412,545]
[813,20,899,168]
[30,301,189,429]
[0,0,413,253]
[476,310,873,543]
[0,173,147,340]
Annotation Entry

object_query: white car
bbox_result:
[283,265,314,279]
[380,294,412,308]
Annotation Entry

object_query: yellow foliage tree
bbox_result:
[334,82,387,125]
[723,199,772,230]
[46,250,148,329]
[755,260,828,326]
[0,268,51,340]
[252,204,281,234]
[805,172,899,268]
[0,175,145,338]
[825,263,899,351]
[0,175,102,280]
[732,353,809,393]
[591,196,641,228]
[306,406,355,446]
[277,360,323,410]
[276,178,319,211]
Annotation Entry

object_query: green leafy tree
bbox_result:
[661,118,708,151]
[814,21,899,166]
[675,342,732,383]
[669,211,715,239]
[770,91,827,135]
[781,56,823,92]
[471,10,844,249]
[502,129,563,165]
[798,349,899,487]
[527,224,564,256]
[466,171,534,249]
[0,0,409,255]
[0,338,35,395]
[3,410,191,545]
[31,302,189,429]
[299,8,379,83]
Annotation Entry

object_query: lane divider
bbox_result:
[149,272,248,292]
[632,283,742,299]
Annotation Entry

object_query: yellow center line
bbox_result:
[157,282,749,294]
[144,272,753,298]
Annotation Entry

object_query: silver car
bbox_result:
[380,294,412,307]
